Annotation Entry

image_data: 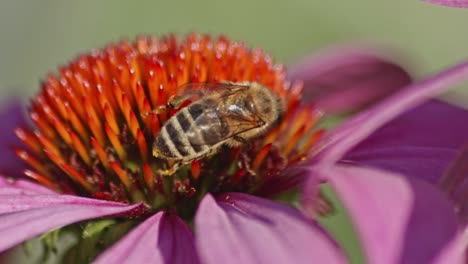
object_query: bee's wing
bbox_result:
[170,82,249,108]
[186,106,263,146]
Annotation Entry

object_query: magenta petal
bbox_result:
[315,60,468,164]
[95,212,198,264]
[343,100,468,184]
[0,194,137,214]
[423,0,468,8]
[195,193,346,264]
[0,194,143,252]
[441,144,468,224]
[288,45,412,113]
[310,165,460,263]
[0,177,56,195]
[0,100,28,178]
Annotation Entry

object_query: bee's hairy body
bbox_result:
[153,82,284,168]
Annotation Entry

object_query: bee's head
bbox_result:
[249,83,284,126]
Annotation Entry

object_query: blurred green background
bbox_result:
[1,0,467,263]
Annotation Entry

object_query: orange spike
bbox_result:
[165,76,178,99]
[143,163,154,189]
[87,114,105,147]
[298,129,325,157]
[128,110,140,139]
[112,79,124,111]
[120,94,140,138]
[136,129,148,162]
[14,149,48,176]
[104,123,126,161]
[263,125,281,145]
[44,87,69,121]
[137,36,150,54]
[90,137,109,170]
[15,128,42,155]
[176,54,189,86]
[35,132,62,158]
[149,113,161,136]
[109,161,131,190]
[147,69,160,108]
[24,170,61,192]
[43,149,66,169]
[61,164,95,193]
[157,83,168,107]
[69,131,91,165]
[287,106,311,139]
[252,143,272,171]
[47,114,72,145]
[84,97,102,132]
[104,103,119,134]
[191,160,201,180]
[230,168,246,185]
[63,86,86,121]
[303,110,323,133]
[283,125,306,156]
[134,81,147,115]
[65,103,88,143]
[279,99,300,134]
[30,111,57,141]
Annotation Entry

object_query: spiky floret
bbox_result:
[14,33,323,216]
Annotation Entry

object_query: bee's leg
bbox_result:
[157,161,182,176]
[141,105,170,119]
[240,152,256,176]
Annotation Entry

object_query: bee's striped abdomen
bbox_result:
[154,102,213,161]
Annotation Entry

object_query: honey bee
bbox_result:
[152,82,284,175]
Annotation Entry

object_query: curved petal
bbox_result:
[433,229,468,264]
[314,60,468,164]
[195,193,346,264]
[95,212,198,264]
[441,144,468,224]
[0,193,144,252]
[0,100,28,178]
[0,177,56,195]
[343,100,468,184]
[423,0,468,8]
[308,165,460,264]
[288,45,412,113]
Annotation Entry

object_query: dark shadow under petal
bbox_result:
[195,193,346,264]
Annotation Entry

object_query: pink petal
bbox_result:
[0,100,29,178]
[0,194,134,214]
[195,193,346,264]
[308,165,460,264]
[0,177,56,195]
[94,212,198,264]
[423,0,468,8]
[288,45,412,113]
[441,144,468,224]
[0,193,144,252]
[433,229,468,264]
[343,100,468,184]
[315,60,468,164]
